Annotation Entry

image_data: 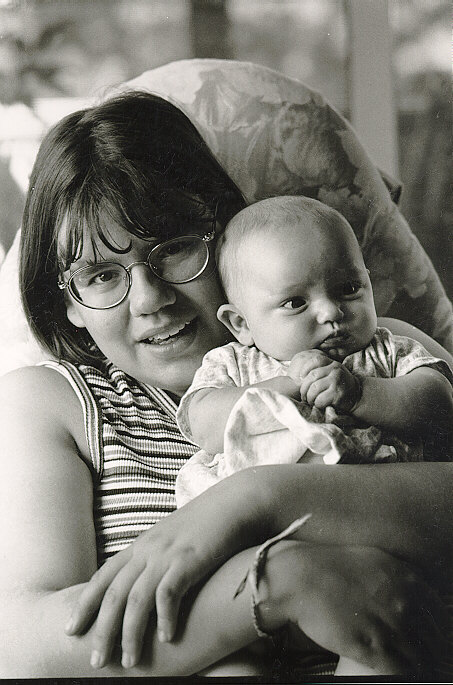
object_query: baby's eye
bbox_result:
[282,297,307,310]
[341,281,362,297]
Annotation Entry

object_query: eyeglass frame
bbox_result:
[58,229,216,310]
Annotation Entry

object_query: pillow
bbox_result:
[0,231,48,375]
[0,58,451,376]
[124,59,452,351]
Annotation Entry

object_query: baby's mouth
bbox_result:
[141,319,196,345]
[318,332,351,359]
[320,332,346,347]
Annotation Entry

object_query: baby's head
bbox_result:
[216,196,377,361]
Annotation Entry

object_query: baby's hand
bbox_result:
[288,349,361,412]
[288,349,332,385]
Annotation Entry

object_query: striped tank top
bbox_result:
[41,359,197,565]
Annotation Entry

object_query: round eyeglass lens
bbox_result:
[148,235,209,283]
[70,263,129,308]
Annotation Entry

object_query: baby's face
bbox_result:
[236,218,377,361]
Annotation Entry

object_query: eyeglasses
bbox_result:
[58,230,215,310]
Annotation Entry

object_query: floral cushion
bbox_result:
[0,58,451,375]
[124,59,452,351]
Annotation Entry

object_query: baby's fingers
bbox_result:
[289,350,330,382]
[299,367,331,403]
[66,551,130,635]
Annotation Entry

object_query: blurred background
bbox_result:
[0,0,451,298]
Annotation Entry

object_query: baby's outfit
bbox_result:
[175,327,452,506]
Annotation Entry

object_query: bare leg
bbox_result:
[253,539,423,675]
[198,641,271,676]
[335,656,387,676]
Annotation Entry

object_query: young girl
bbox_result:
[1,90,451,677]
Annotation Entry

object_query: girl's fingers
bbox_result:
[120,559,208,667]
[66,552,130,635]
[155,561,193,643]
[89,560,145,670]
[120,569,159,669]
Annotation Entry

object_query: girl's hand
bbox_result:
[65,475,264,670]
[260,540,449,673]
[288,349,360,412]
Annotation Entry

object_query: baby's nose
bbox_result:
[315,298,344,324]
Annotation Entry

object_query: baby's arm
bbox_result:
[352,367,452,443]
[187,375,299,455]
[289,349,452,444]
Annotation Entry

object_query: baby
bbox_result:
[175,195,453,675]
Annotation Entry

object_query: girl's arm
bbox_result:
[246,461,453,581]
[0,366,260,676]
[68,459,452,671]
[2,366,439,676]
[187,375,299,454]
[1,366,293,676]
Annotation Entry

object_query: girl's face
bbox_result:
[61,219,231,396]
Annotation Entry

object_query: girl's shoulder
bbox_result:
[0,362,88,459]
[0,361,81,405]
[0,358,123,410]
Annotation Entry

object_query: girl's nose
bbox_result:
[128,264,176,317]
[315,297,344,325]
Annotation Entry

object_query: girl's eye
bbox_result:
[282,297,307,310]
[92,271,115,285]
[77,265,123,288]
[341,281,362,296]
[161,240,186,257]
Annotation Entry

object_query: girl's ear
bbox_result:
[217,304,254,346]
[65,296,86,329]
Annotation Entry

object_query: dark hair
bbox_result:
[20,91,246,366]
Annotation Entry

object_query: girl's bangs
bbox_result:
[55,195,135,271]
[56,192,220,272]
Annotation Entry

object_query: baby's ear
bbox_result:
[217,304,254,346]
